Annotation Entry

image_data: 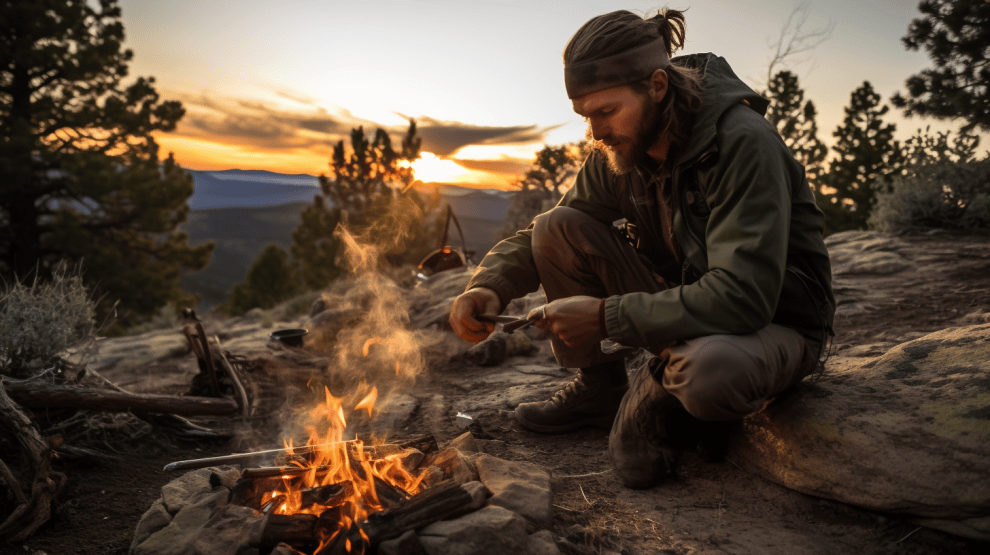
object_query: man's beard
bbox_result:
[589,99,665,175]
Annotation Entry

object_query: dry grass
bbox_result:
[0,265,95,378]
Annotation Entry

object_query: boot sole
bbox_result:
[513,407,615,433]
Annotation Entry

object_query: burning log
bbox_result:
[372,476,410,510]
[242,466,327,480]
[356,480,475,546]
[261,513,319,546]
[300,482,353,510]
[262,494,287,515]
[3,381,239,416]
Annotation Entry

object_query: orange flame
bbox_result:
[260,386,426,551]
[354,387,377,418]
[362,337,381,357]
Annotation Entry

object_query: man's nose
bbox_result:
[590,121,609,142]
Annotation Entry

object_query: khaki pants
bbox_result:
[531,206,817,421]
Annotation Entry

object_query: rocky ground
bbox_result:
[5,230,990,555]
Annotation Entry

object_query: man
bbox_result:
[449,9,835,488]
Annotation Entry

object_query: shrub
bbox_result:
[0,266,95,378]
[869,158,990,233]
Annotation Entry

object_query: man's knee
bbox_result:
[661,337,769,421]
[532,206,601,251]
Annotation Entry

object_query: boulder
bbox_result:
[379,530,426,555]
[730,324,990,540]
[131,490,266,555]
[418,505,529,555]
[476,455,553,527]
[527,530,562,555]
[825,230,912,275]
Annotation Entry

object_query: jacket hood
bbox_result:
[672,53,769,165]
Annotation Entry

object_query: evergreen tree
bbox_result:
[0,0,213,325]
[292,120,436,287]
[500,143,584,238]
[765,71,828,186]
[892,0,990,132]
[225,244,301,316]
[819,81,903,234]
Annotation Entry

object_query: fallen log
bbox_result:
[75,367,232,439]
[3,381,239,416]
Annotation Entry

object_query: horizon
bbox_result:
[120,0,987,190]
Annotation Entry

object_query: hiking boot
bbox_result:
[514,370,628,433]
[608,356,680,488]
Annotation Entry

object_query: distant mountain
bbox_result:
[186,169,321,209]
[181,170,517,309]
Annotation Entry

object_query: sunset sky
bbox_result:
[118,0,976,189]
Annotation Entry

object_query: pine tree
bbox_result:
[292,120,436,287]
[500,143,584,238]
[0,0,213,325]
[819,81,904,234]
[225,244,301,316]
[765,71,828,186]
[892,0,990,132]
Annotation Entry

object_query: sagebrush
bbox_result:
[0,267,95,378]
[869,158,990,233]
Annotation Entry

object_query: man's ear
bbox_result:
[649,69,669,102]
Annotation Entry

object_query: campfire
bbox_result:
[147,378,492,555]
[229,386,433,553]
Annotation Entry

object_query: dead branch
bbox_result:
[3,380,239,416]
[764,2,835,89]
[75,367,230,439]
[0,382,67,541]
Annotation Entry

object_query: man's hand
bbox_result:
[449,287,502,343]
[529,295,605,347]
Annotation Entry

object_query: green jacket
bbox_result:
[467,54,836,353]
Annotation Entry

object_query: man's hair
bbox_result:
[564,9,703,149]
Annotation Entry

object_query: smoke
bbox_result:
[271,200,459,446]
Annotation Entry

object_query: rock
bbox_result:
[527,530,562,555]
[447,431,480,453]
[379,530,426,555]
[461,480,490,511]
[465,332,508,366]
[418,505,529,555]
[130,499,171,551]
[132,490,264,555]
[476,455,553,527]
[826,230,913,275]
[271,543,306,555]
[505,331,535,356]
[161,468,223,515]
[730,324,990,540]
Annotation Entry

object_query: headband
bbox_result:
[564,37,670,99]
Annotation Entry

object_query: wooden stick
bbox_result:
[3,380,239,416]
[194,322,222,396]
[217,345,251,419]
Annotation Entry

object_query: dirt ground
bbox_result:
[4,232,990,555]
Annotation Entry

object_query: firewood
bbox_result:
[372,476,409,510]
[355,480,474,546]
[241,466,327,480]
[3,380,238,416]
[300,481,353,509]
[260,513,318,546]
